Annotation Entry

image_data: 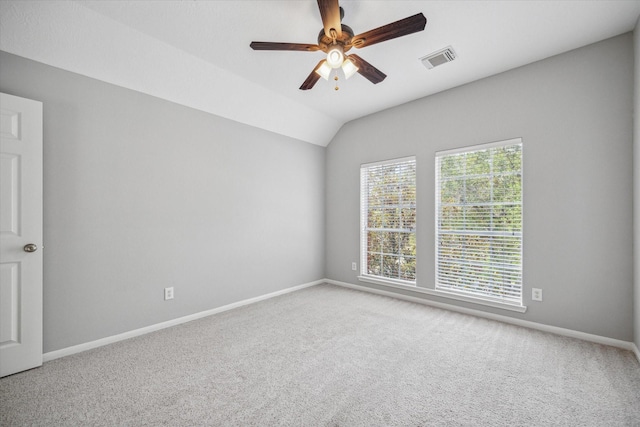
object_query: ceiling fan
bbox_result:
[250,0,427,90]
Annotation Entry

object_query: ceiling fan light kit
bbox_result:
[341,58,358,79]
[326,45,344,68]
[250,0,427,91]
[316,61,333,80]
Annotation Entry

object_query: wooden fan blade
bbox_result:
[351,13,426,49]
[317,0,342,39]
[300,60,326,90]
[250,42,321,51]
[348,54,386,84]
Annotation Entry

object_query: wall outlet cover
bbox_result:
[532,288,542,301]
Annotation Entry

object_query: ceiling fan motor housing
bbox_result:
[317,24,355,53]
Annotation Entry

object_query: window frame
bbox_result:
[434,138,524,310]
[359,156,417,287]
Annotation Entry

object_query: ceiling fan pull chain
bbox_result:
[334,71,339,91]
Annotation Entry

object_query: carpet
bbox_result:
[1,284,639,426]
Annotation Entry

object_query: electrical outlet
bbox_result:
[532,288,542,302]
[352,262,357,271]
[164,287,174,300]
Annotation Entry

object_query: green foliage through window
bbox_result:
[436,141,522,303]
[361,157,416,282]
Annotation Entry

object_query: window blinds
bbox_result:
[361,157,416,283]
[435,140,522,303]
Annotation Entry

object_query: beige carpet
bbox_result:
[1,284,639,426]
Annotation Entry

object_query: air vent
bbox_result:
[420,46,457,69]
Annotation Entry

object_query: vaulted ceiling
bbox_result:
[1,1,639,146]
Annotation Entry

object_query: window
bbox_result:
[436,139,522,305]
[360,157,416,284]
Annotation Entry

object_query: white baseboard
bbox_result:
[632,343,640,365]
[43,278,640,366]
[326,279,637,356]
[43,279,324,362]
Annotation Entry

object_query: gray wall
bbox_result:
[326,34,634,341]
[0,32,636,352]
[634,19,640,351]
[0,51,326,353]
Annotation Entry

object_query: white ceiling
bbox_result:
[1,0,639,146]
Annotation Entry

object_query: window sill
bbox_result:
[357,275,527,313]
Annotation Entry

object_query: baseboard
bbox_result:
[43,279,324,362]
[43,278,640,365]
[632,343,640,365]
[326,279,637,355]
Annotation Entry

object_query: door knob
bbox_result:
[23,243,38,253]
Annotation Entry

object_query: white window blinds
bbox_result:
[361,157,416,283]
[435,140,522,304]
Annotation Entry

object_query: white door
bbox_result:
[0,93,43,377]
